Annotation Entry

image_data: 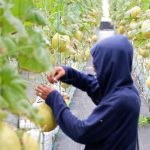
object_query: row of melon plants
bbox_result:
[0,0,101,149]
[109,0,150,126]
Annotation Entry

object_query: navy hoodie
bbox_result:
[46,35,140,150]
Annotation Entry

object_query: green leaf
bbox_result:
[53,20,70,34]
[139,115,149,126]
[2,36,16,52]
[4,10,27,37]
[0,95,9,109]
[0,63,27,113]
[18,47,51,73]
[140,0,150,11]
[64,4,81,23]
[147,117,150,123]
[34,10,48,25]
[1,18,16,34]
[27,9,48,25]
[12,0,33,20]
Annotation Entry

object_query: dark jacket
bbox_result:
[46,35,140,150]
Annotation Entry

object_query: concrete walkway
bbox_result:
[135,79,150,150]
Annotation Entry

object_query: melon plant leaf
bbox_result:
[18,47,51,73]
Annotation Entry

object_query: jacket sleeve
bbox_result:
[46,91,118,144]
[60,66,101,105]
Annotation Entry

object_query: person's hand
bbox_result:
[35,84,54,100]
[47,66,65,84]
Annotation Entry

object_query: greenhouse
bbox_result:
[0,0,150,150]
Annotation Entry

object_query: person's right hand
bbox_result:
[47,66,66,84]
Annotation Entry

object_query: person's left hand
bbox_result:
[35,84,55,100]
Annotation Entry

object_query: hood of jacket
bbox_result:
[91,34,133,97]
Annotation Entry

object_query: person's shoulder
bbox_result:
[108,88,140,113]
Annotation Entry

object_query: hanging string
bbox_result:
[56,0,63,92]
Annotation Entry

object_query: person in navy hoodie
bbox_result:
[36,35,140,150]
